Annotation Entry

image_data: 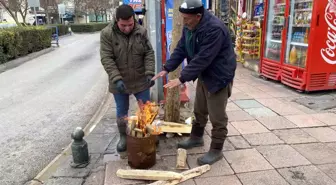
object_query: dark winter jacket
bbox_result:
[100,21,155,94]
[163,10,236,93]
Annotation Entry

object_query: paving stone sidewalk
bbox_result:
[43,64,336,185]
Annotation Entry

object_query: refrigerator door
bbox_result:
[264,0,286,62]
[284,0,313,68]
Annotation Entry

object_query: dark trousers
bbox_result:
[113,89,150,119]
[193,80,232,145]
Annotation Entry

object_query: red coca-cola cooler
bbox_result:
[260,0,336,92]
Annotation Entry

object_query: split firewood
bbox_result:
[148,165,211,185]
[129,121,136,130]
[160,122,192,134]
[116,169,183,181]
[176,148,188,170]
[162,122,186,127]
[134,128,143,133]
[131,130,136,137]
[146,125,155,135]
[134,128,144,138]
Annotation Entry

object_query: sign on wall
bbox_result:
[58,4,66,15]
[123,0,143,13]
[27,0,40,7]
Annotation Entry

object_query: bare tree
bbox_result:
[40,0,58,24]
[73,0,86,23]
[86,0,111,22]
[0,0,29,26]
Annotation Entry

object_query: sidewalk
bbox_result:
[42,63,336,185]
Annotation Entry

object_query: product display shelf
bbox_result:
[236,20,261,63]
[229,0,238,46]
[241,23,261,61]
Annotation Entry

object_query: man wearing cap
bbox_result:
[152,0,236,165]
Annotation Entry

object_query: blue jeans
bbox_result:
[113,89,150,118]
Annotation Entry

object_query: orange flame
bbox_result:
[132,101,160,135]
[151,125,162,135]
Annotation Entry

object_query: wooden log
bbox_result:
[131,130,136,137]
[146,125,155,135]
[176,148,188,170]
[134,128,143,133]
[160,123,191,134]
[148,165,211,185]
[134,128,144,138]
[162,122,187,127]
[129,121,136,130]
[116,169,183,181]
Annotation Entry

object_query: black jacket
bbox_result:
[164,10,236,93]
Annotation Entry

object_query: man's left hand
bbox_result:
[147,75,155,87]
[164,78,182,89]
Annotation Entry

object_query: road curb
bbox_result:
[28,86,111,185]
[0,47,55,74]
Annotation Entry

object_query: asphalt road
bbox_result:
[0,33,108,185]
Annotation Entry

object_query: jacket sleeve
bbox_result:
[100,30,122,84]
[163,30,187,72]
[179,28,224,83]
[143,30,155,76]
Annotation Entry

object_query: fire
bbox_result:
[127,101,161,136]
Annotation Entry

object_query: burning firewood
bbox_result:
[126,101,161,138]
[134,128,144,138]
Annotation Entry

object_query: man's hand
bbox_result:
[151,70,168,81]
[115,80,126,93]
[147,75,155,87]
[164,78,182,89]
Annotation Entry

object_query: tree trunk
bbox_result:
[164,0,184,122]
[104,10,107,22]
[45,11,50,24]
[95,11,98,22]
[76,14,80,23]
[18,7,27,25]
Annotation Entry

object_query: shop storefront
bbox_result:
[260,0,336,92]
[232,0,263,68]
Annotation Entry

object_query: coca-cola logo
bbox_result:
[321,3,336,65]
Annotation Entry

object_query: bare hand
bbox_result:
[151,70,168,81]
[163,78,182,89]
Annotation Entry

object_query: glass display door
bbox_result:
[284,0,313,68]
[264,0,286,62]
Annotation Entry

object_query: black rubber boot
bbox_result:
[117,118,127,153]
[197,142,224,165]
[177,125,205,149]
[178,136,204,149]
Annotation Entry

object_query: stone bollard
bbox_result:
[70,127,90,168]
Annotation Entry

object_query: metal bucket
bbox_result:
[127,134,157,169]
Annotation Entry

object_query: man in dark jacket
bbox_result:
[152,0,236,165]
[100,4,155,155]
